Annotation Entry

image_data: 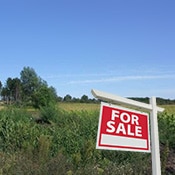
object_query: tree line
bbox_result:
[0,66,174,107]
[0,67,58,108]
[129,97,175,105]
[0,66,98,108]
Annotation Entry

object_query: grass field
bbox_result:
[57,102,175,114]
[161,104,175,114]
[58,102,100,112]
[0,101,174,174]
[1,102,175,114]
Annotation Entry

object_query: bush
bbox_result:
[39,105,59,123]
[158,112,175,149]
[0,107,174,174]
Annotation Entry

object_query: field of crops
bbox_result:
[0,102,174,174]
[58,102,175,114]
[161,104,175,114]
[1,101,175,113]
[58,102,100,112]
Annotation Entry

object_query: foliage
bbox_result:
[20,67,39,102]
[80,95,89,103]
[0,105,174,174]
[158,112,175,149]
[0,67,57,109]
[58,102,100,112]
[39,105,59,123]
[20,66,57,108]
[32,85,57,108]
[1,78,21,104]
[63,94,72,102]
[61,94,99,103]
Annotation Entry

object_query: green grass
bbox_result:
[1,100,175,115]
[58,102,100,112]
[0,103,175,174]
[161,104,175,114]
[57,102,175,115]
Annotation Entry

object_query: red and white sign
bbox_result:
[96,102,150,152]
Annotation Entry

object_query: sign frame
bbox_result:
[91,89,164,175]
[96,102,151,153]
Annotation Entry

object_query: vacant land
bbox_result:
[0,102,174,174]
[1,101,175,114]
[58,102,100,111]
[161,104,175,114]
[58,102,175,114]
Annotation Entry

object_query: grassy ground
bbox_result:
[0,101,174,174]
[161,104,175,114]
[0,101,175,115]
[58,102,100,112]
[57,102,175,114]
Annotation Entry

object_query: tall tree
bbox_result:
[1,78,22,104]
[5,78,13,104]
[20,66,58,108]
[20,67,39,103]
[11,78,22,102]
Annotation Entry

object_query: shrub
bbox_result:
[158,113,175,149]
[39,105,59,123]
[0,106,174,174]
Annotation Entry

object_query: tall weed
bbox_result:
[0,106,174,174]
[158,112,175,148]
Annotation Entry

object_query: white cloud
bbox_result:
[67,74,175,85]
[44,73,110,79]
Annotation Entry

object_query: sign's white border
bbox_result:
[96,102,151,153]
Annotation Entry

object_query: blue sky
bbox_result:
[0,0,175,99]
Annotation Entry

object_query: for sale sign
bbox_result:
[96,102,150,152]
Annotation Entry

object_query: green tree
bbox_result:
[20,66,58,108]
[63,94,72,102]
[12,78,22,102]
[1,87,8,102]
[80,95,89,103]
[1,67,58,107]
[20,66,40,103]
[49,86,58,100]
[1,78,22,104]
[32,85,57,108]
[4,78,13,104]
[57,96,63,102]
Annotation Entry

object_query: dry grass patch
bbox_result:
[162,105,175,115]
[58,102,100,112]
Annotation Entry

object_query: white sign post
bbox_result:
[150,97,162,175]
[91,89,164,175]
